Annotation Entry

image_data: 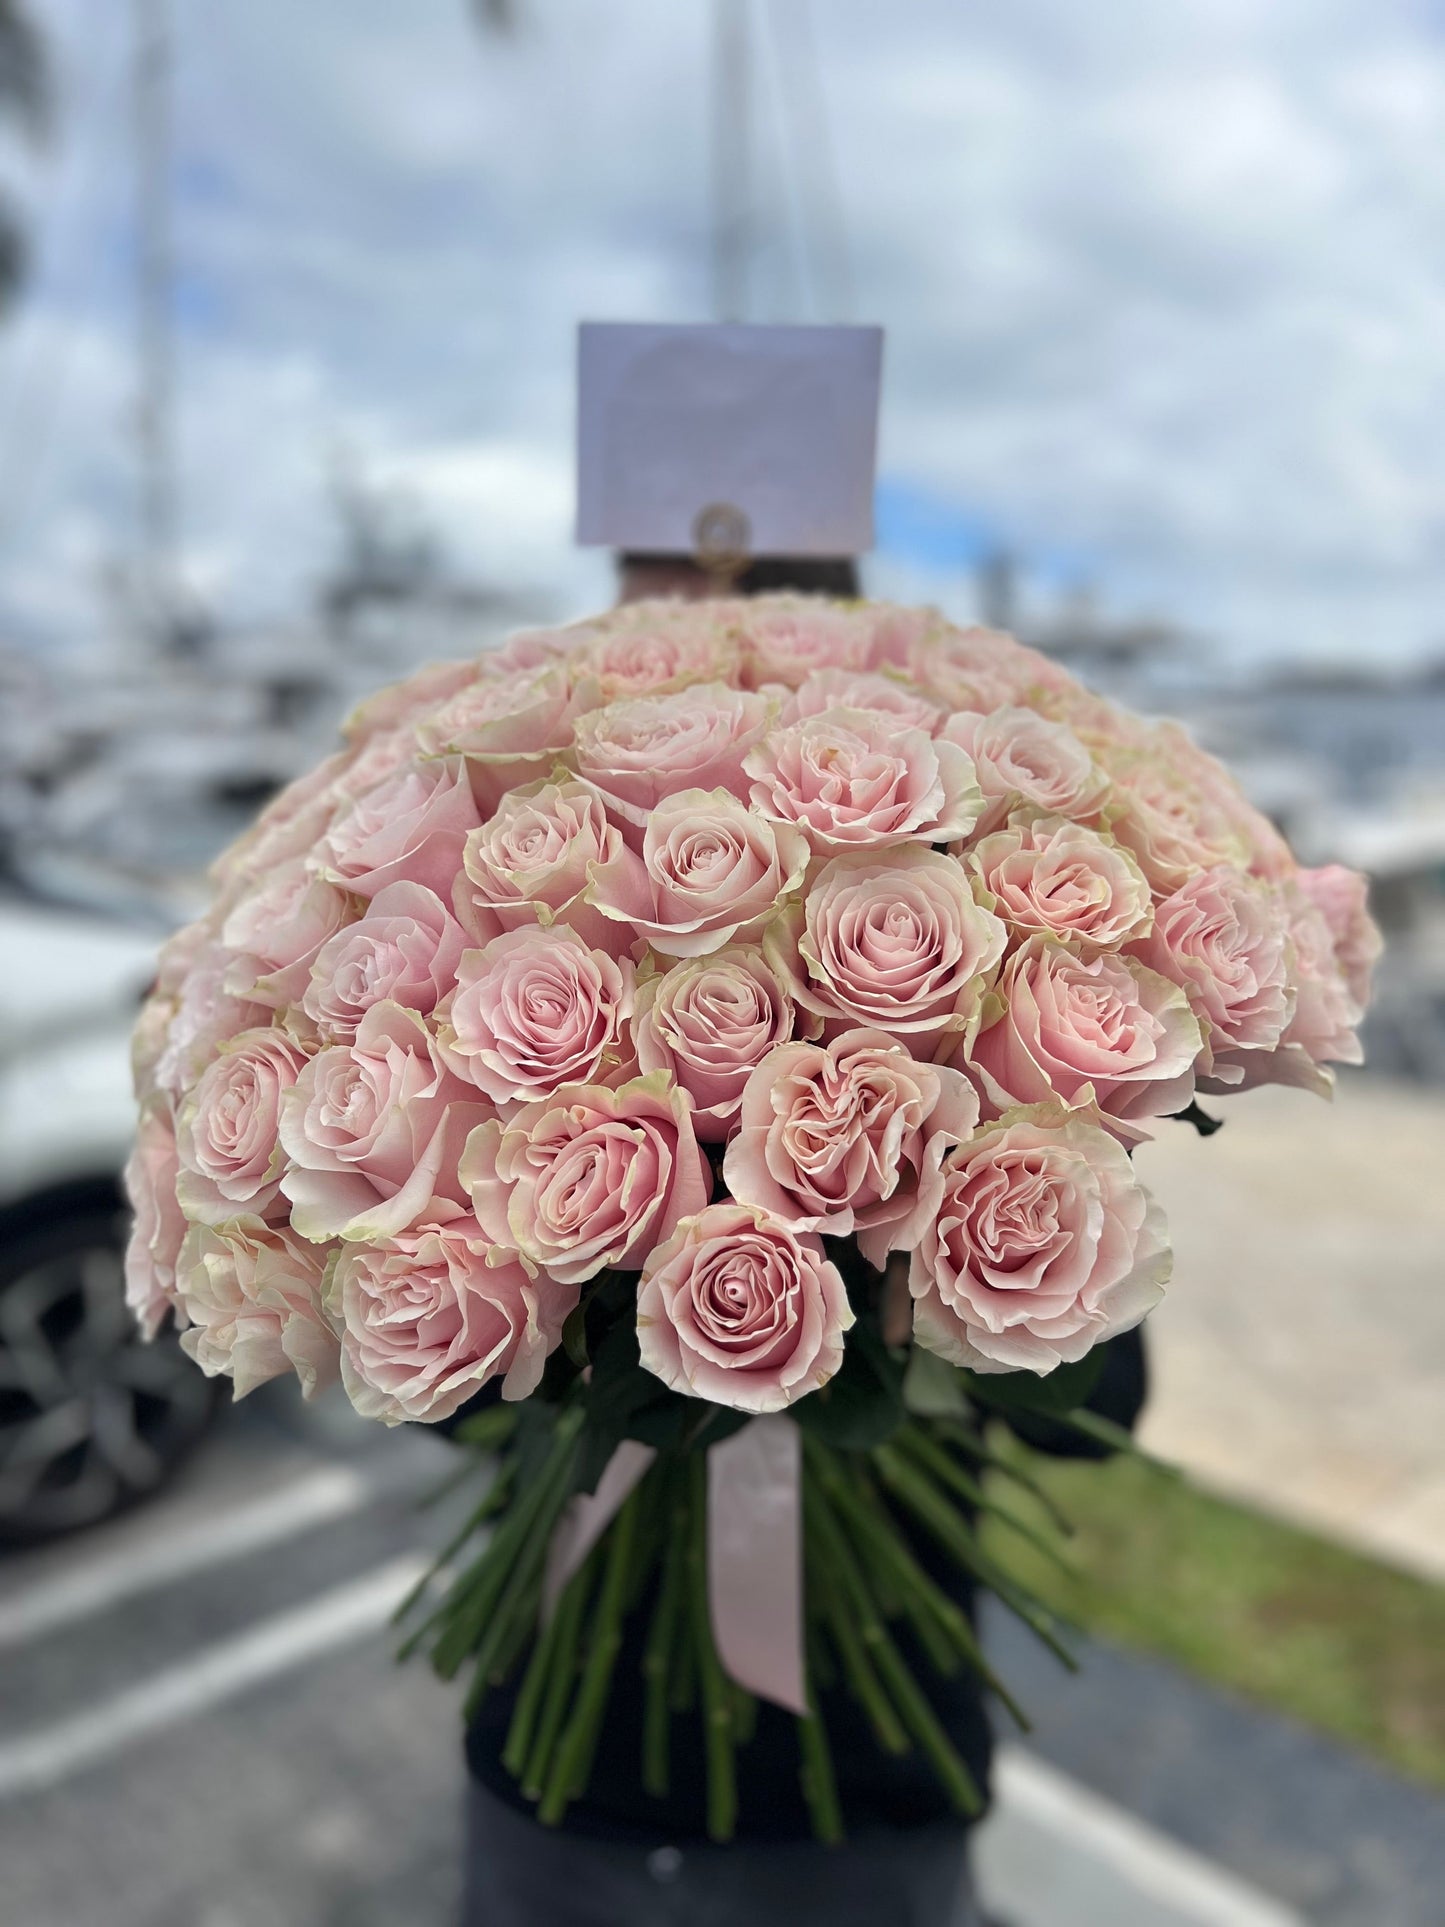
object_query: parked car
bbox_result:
[0,878,216,1544]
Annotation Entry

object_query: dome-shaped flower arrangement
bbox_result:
[126,596,1379,1840]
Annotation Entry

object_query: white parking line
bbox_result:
[990,1744,1304,1927]
[0,1546,1304,1927]
[0,1552,426,1802]
[0,1462,380,1650]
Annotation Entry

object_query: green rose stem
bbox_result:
[519,1561,594,1799]
[805,1466,982,1817]
[393,1459,518,1645]
[796,1706,844,1846]
[537,1483,641,1825]
[687,1452,739,1843]
[932,1418,1077,1537]
[642,1468,689,1799]
[872,1442,1077,1672]
[837,1470,1030,1732]
[894,1424,1072,1574]
[430,1407,584,1680]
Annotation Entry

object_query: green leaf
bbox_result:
[960,1350,1106,1419]
[903,1346,969,1419]
[795,1320,907,1449]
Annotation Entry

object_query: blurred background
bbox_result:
[0,4,1441,1924]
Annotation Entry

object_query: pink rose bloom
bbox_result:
[176,1219,338,1399]
[209,750,353,892]
[279,1001,486,1242]
[302,881,466,1042]
[342,659,477,746]
[316,757,481,901]
[1096,729,1249,895]
[221,860,352,1010]
[724,1029,980,1268]
[967,817,1152,952]
[124,1105,189,1339]
[587,787,810,959]
[632,946,804,1142]
[769,847,1006,1042]
[459,777,622,954]
[572,682,776,825]
[733,595,875,688]
[326,1217,575,1422]
[964,936,1202,1138]
[791,668,945,734]
[744,709,982,851]
[149,933,271,1102]
[1207,883,1364,1099]
[909,1107,1170,1375]
[576,603,741,702]
[414,664,577,811]
[940,707,1107,836]
[880,616,1068,714]
[1130,866,1293,1078]
[1298,863,1381,1013]
[637,1202,854,1413]
[462,1072,711,1286]
[175,1027,311,1226]
[435,925,633,1106]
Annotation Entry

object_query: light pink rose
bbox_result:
[791,668,945,734]
[490,623,587,673]
[462,1072,711,1286]
[879,615,1069,713]
[175,1027,311,1226]
[221,860,352,1010]
[632,947,804,1142]
[459,777,622,954]
[587,787,810,959]
[909,1107,1170,1375]
[637,1202,853,1413]
[963,936,1202,1138]
[326,1217,575,1422]
[768,847,1006,1042]
[435,925,633,1105]
[208,750,353,892]
[414,664,577,810]
[744,709,982,851]
[1298,864,1381,1013]
[1206,882,1364,1098]
[149,932,271,1102]
[1096,727,1249,895]
[571,682,776,825]
[1130,866,1293,1078]
[724,1029,980,1268]
[316,757,482,901]
[733,595,875,689]
[940,707,1107,836]
[175,1219,338,1399]
[124,1105,189,1339]
[302,882,465,1042]
[279,1001,487,1242]
[967,817,1152,952]
[575,603,741,702]
[342,659,477,745]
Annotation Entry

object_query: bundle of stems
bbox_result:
[399,1400,1076,1844]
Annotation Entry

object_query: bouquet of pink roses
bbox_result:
[125,595,1378,1841]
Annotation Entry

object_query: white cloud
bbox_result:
[1,0,1444,666]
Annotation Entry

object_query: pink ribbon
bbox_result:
[707,1415,808,1715]
[541,1418,807,1716]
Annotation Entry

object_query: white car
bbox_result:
[0,881,215,1542]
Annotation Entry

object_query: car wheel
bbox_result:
[0,1198,217,1544]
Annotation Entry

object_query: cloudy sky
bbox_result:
[1,0,1443,667]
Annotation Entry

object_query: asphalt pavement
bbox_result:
[0,1388,1438,1927]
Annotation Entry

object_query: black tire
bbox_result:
[0,1191,217,1545]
